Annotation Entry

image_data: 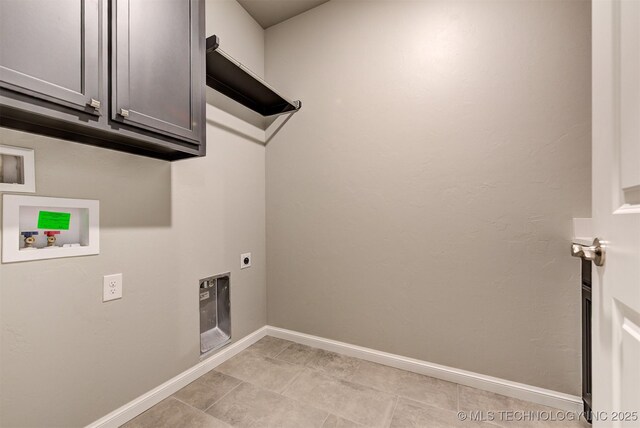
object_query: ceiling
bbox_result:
[237,0,330,29]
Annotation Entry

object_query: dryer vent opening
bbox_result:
[200,273,231,355]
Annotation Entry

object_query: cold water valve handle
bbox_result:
[21,231,39,248]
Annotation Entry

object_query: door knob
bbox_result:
[571,238,605,266]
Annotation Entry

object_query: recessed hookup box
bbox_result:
[2,195,99,263]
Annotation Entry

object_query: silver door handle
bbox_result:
[119,108,130,118]
[571,238,605,266]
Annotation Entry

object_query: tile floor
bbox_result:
[123,336,590,428]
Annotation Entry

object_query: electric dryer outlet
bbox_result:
[240,253,251,269]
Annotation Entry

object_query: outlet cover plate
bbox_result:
[103,273,123,302]
[240,252,251,269]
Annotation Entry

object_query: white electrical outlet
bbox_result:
[240,252,252,269]
[103,273,123,302]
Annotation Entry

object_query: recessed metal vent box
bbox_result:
[200,273,231,356]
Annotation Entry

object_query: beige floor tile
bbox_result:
[172,370,242,411]
[215,349,303,392]
[283,368,397,428]
[322,414,363,427]
[276,343,362,379]
[247,336,294,358]
[275,342,318,365]
[124,342,588,428]
[458,385,589,428]
[123,397,230,428]
[390,397,497,428]
[206,381,328,428]
[348,360,458,411]
[458,384,513,412]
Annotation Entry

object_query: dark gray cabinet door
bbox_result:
[112,0,204,144]
[0,0,103,116]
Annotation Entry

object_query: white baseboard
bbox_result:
[87,324,582,427]
[265,326,583,413]
[86,326,268,428]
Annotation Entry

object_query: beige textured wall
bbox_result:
[265,0,591,395]
[0,1,266,426]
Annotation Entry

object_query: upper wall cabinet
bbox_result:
[0,0,103,116]
[112,0,203,144]
[0,0,205,161]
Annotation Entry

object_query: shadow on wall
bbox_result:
[0,127,172,229]
[205,88,297,146]
[207,89,265,130]
[206,117,264,146]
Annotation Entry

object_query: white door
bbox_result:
[592,0,640,426]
